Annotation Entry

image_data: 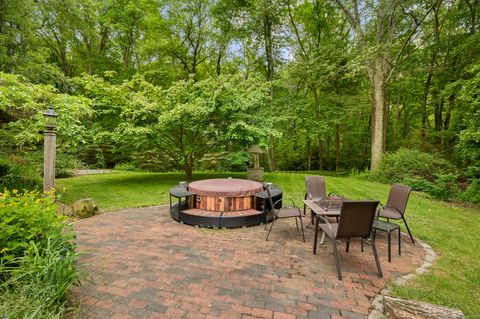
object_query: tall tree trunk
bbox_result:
[306,137,312,170]
[368,53,387,170]
[184,153,194,180]
[262,2,276,171]
[268,134,276,171]
[335,123,340,171]
[317,137,324,170]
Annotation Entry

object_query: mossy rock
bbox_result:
[70,198,99,219]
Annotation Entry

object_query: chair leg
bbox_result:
[264,210,271,230]
[361,238,364,252]
[299,214,305,242]
[332,238,342,280]
[266,216,276,241]
[398,227,401,256]
[295,216,299,231]
[402,216,415,244]
[370,234,383,278]
[346,239,350,252]
[313,216,320,254]
[387,231,392,262]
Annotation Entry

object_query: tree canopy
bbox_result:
[0,0,479,176]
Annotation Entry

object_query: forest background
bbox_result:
[1,0,479,202]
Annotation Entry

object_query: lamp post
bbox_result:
[42,105,58,192]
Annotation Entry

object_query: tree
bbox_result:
[0,72,91,151]
[334,0,436,169]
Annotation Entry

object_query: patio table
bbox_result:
[303,199,342,254]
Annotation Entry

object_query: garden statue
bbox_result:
[247,145,264,182]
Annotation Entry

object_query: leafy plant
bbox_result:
[0,156,42,191]
[0,238,83,319]
[114,162,143,172]
[0,190,69,261]
[371,148,454,184]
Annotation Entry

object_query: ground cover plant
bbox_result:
[57,171,480,318]
[0,190,83,318]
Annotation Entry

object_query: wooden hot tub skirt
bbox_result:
[195,195,253,212]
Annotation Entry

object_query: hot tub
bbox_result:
[169,178,282,228]
[189,178,263,211]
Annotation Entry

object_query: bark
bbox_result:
[306,137,312,171]
[420,59,434,140]
[268,134,276,172]
[383,295,464,319]
[465,0,478,34]
[434,98,444,132]
[421,0,441,142]
[368,52,388,170]
[184,153,194,180]
[262,3,276,171]
[392,95,403,148]
[335,123,340,171]
[317,137,324,170]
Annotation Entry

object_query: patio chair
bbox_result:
[265,185,305,242]
[318,200,382,280]
[304,176,327,224]
[377,184,414,243]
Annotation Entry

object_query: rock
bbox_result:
[383,296,464,319]
[71,198,99,219]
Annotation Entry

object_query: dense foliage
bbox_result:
[0,0,478,198]
[0,191,82,318]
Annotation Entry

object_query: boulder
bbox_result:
[70,198,99,219]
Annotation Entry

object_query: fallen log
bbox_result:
[383,296,464,319]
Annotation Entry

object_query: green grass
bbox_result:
[57,171,480,318]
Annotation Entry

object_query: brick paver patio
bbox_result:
[71,205,425,319]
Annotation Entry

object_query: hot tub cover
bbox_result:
[189,178,263,197]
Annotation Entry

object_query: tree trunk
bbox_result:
[335,123,340,171]
[317,137,324,170]
[268,134,276,172]
[306,137,312,171]
[184,153,194,180]
[369,54,387,170]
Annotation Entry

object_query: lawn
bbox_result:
[58,171,480,318]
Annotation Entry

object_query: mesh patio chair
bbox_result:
[265,185,305,242]
[318,200,382,280]
[304,176,327,224]
[377,184,414,243]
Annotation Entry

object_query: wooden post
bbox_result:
[43,130,56,192]
[42,106,58,193]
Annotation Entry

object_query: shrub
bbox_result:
[114,161,143,172]
[0,190,69,262]
[402,175,435,193]
[0,238,83,318]
[428,173,460,201]
[56,154,85,178]
[220,151,250,172]
[459,178,480,203]
[0,157,42,191]
[371,148,454,184]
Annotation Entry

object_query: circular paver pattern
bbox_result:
[71,205,425,319]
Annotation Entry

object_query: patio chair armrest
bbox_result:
[317,214,335,234]
[304,193,312,200]
[327,192,343,198]
[375,202,385,217]
[272,198,297,209]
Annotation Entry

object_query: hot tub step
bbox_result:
[179,208,265,228]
